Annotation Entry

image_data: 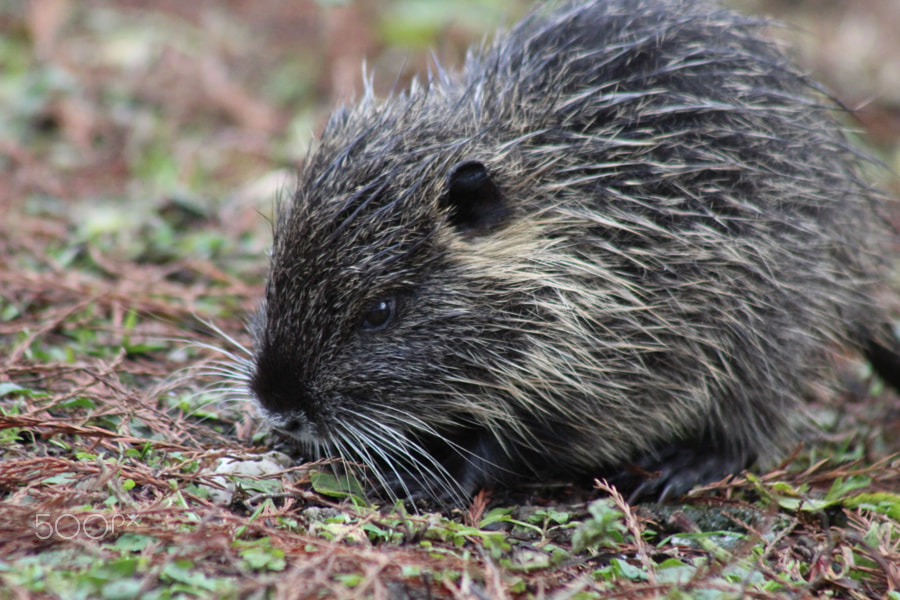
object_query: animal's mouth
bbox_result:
[262,410,321,445]
[275,422,315,443]
[272,411,494,500]
[254,394,513,503]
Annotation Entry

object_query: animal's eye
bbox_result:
[361,298,395,331]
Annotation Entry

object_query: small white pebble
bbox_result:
[205,451,295,505]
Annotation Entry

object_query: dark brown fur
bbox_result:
[242,0,899,504]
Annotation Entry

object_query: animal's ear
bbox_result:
[443,160,507,235]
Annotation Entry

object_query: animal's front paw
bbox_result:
[622,441,753,503]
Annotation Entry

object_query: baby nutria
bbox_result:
[244,0,900,504]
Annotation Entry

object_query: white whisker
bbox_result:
[339,409,469,505]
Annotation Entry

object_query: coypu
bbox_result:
[241,0,900,504]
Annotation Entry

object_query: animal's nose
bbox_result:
[250,349,318,420]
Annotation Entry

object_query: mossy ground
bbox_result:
[1,1,899,598]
